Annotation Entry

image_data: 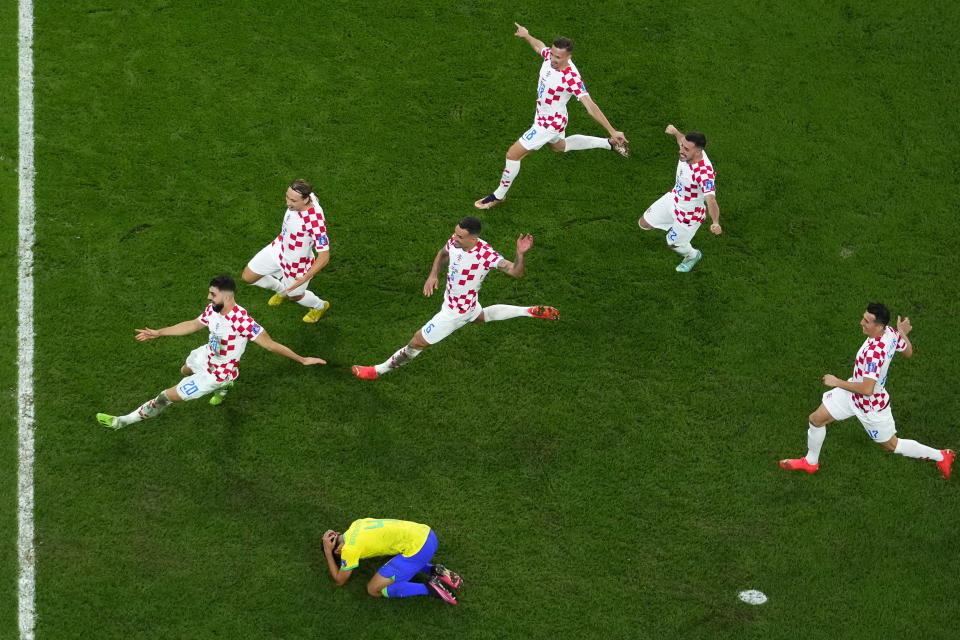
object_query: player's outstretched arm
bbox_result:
[253,329,326,365]
[897,315,914,358]
[581,96,627,145]
[514,22,545,52]
[135,319,204,341]
[423,247,450,297]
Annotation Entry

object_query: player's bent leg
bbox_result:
[890,436,950,479]
[809,404,836,427]
[561,135,613,152]
[240,265,262,284]
[638,215,654,230]
[367,574,394,598]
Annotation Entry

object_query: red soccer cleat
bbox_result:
[779,457,819,474]
[527,305,560,321]
[351,365,378,380]
[936,449,955,480]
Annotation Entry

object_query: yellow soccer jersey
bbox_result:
[339,519,430,571]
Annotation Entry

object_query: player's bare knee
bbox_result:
[366,584,383,597]
[878,436,898,452]
[181,366,193,375]
[289,294,305,302]
[240,267,259,284]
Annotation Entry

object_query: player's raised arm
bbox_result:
[135,319,204,341]
[514,22,545,52]
[665,124,685,144]
[498,234,533,278]
[896,315,914,358]
[252,328,326,365]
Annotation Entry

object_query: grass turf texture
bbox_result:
[3,0,959,637]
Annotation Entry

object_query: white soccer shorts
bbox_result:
[517,124,566,151]
[821,387,897,442]
[642,192,701,247]
[247,244,311,297]
[176,346,232,402]
[419,305,483,345]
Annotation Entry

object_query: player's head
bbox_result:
[208,274,236,313]
[863,302,891,334]
[286,179,314,211]
[549,37,573,70]
[453,217,481,250]
[679,132,706,164]
[331,533,343,567]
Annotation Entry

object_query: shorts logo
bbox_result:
[181,380,199,397]
[524,128,538,141]
[703,179,715,191]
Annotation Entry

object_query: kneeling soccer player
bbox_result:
[96,274,325,430]
[323,518,463,604]
[351,216,558,380]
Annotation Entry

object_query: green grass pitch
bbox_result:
[3,1,960,638]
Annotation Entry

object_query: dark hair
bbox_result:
[685,132,707,149]
[209,274,237,292]
[458,216,482,235]
[289,179,314,198]
[866,302,890,326]
[552,37,573,52]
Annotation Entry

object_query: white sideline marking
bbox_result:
[18,0,37,638]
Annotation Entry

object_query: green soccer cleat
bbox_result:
[676,250,702,273]
[303,300,331,323]
[97,413,120,430]
[209,381,235,406]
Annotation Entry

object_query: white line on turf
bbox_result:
[18,0,36,638]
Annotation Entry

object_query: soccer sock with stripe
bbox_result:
[251,275,284,294]
[893,438,944,461]
[382,582,429,598]
[117,390,172,426]
[296,289,326,309]
[805,423,826,464]
[493,159,522,200]
[564,135,610,151]
[482,305,530,322]
[375,345,422,375]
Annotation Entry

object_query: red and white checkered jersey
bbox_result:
[443,236,502,314]
[270,193,329,280]
[850,326,908,413]
[672,152,716,226]
[534,47,588,133]
[197,303,263,382]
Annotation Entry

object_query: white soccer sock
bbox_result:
[375,345,422,375]
[118,390,172,426]
[805,423,826,464]
[564,135,610,151]
[671,242,698,260]
[252,275,284,294]
[296,290,325,309]
[493,159,522,200]
[893,439,943,461]
[482,305,529,322]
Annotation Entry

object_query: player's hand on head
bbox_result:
[322,530,337,550]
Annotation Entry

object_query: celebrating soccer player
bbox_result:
[351,216,558,380]
[323,518,463,605]
[96,275,325,429]
[780,303,954,479]
[637,124,722,272]
[474,22,629,210]
[241,179,332,323]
